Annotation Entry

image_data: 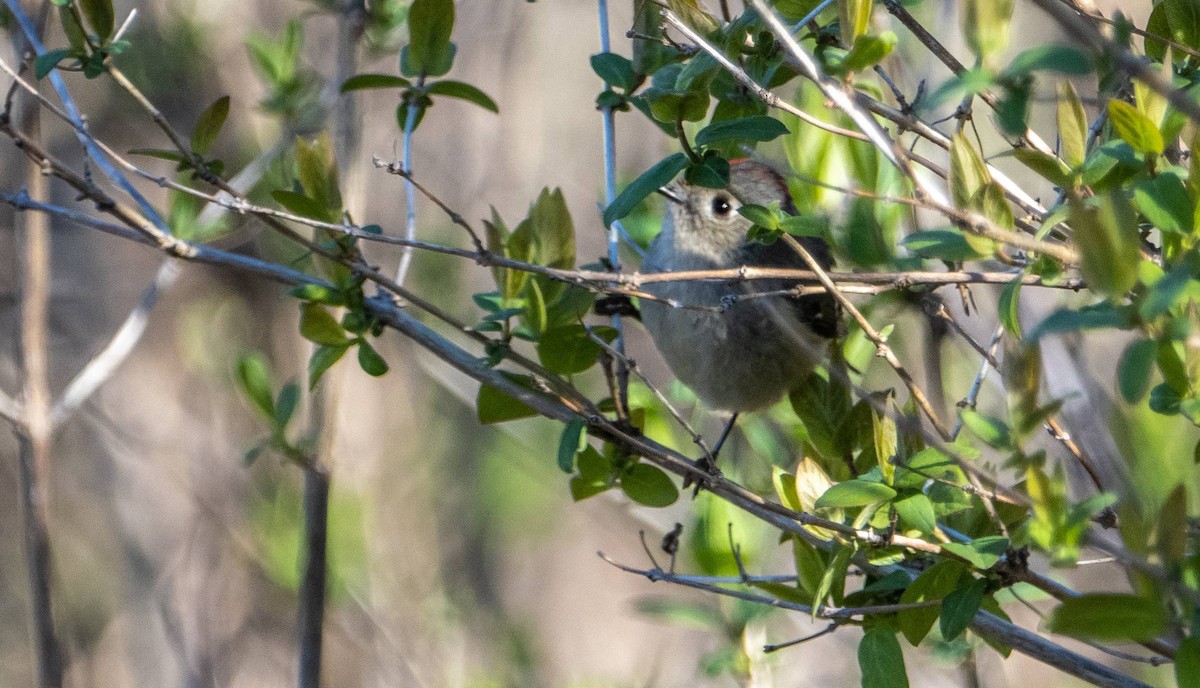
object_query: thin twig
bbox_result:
[586,327,712,457]
[4,0,168,230]
[878,0,1061,159]
[51,261,179,428]
[662,10,871,144]
[1032,0,1200,123]
[763,622,839,653]
[780,234,953,440]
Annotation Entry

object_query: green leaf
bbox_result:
[963,0,1013,62]
[621,463,679,507]
[974,182,1014,234]
[60,6,85,51]
[356,340,389,376]
[80,0,114,41]
[604,152,689,226]
[1047,594,1169,642]
[191,95,230,156]
[940,577,987,641]
[1150,382,1183,415]
[998,278,1023,338]
[791,458,837,515]
[631,0,672,75]
[300,303,348,346]
[340,73,411,91]
[1118,339,1156,403]
[308,344,349,389]
[1006,44,1092,75]
[899,561,965,645]
[557,418,587,473]
[871,399,898,484]
[1029,302,1134,340]
[780,213,828,237]
[901,229,985,261]
[950,132,989,209]
[839,0,873,45]
[893,494,936,534]
[815,480,896,508]
[1134,173,1194,235]
[1012,148,1072,188]
[1070,192,1140,298]
[683,152,729,189]
[1146,0,1200,62]
[835,31,897,74]
[793,538,827,596]
[1177,637,1200,688]
[1107,99,1165,155]
[405,0,455,77]
[1058,81,1088,170]
[293,134,342,216]
[426,79,499,113]
[274,382,300,429]
[476,373,539,424]
[737,203,780,230]
[590,52,636,91]
[522,277,547,335]
[537,325,616,375]
[272,190,327,220]
[941,536,1009,569]
[643,87,709,124]
[960,410,1012,449]
[813,545,851,611]
[236,354,275,418]
[858,627,909,688]
[525,185,575,277]
[34,49,73,79]
[694,115,789,146]
[290,283,346,306]
[570,446,613,501]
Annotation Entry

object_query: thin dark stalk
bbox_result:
[297,465,330,688]
[15,434,60,688]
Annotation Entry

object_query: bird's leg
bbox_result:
[711,412,739,459]
[695,412,739,476]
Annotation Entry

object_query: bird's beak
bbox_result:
[657,184,683,204]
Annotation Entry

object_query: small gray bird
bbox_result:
[640,159,840,413]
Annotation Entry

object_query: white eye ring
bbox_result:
[711,196,733,216]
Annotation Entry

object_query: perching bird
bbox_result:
[640,159,841,415]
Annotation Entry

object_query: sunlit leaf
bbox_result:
[1108,99,1164,155]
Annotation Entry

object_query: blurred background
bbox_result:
[0,0,1185,686]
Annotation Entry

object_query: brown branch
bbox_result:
[780,234,954,440]
[11,9,61,684]
[1032,0,1200,123]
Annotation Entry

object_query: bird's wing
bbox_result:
[739,235,843,340]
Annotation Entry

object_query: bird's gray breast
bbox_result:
[640,234,824,411]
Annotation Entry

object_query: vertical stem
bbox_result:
[394,84,421,286]
[15,28,61,686]
[296,4,360,685]
[297,464,330,688]
[333,1,364,178]
[597,0,629,414]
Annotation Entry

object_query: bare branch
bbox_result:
[51,261,179,428]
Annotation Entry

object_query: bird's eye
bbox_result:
[711,196,733,217]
